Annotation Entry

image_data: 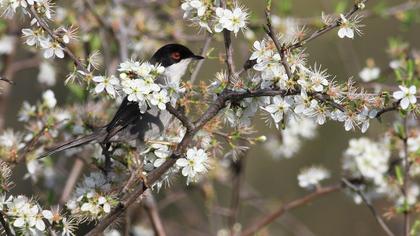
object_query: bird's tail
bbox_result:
[38,129,107,159]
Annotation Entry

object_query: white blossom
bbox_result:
[298,166,330,189]
[338,14,354,39]
[343,138,390,186]
[150,89,170,110]
[393,85,417,110]
[176,147,209,184]
[41,39,65,59]
[42,89,57,108]
[359,67,380,82]
[261,96,294,128]
[18,101,36,122]
[93,75,120,97]
[37,61,56,86]
[214,7,248,36]
[0,35,14,54]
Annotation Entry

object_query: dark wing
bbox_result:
[104,96,141,141]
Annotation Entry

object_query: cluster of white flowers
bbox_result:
[343,138,390,187]
[298,166,330,189]
[151,143,172,168]
[21,25,76,59]
[0,195,76,235]
[342,136,420,207]
[6,0,76,60]
[92,61,173,112]
[223,96,270,127]
[0,0,51,18]
[181,0,211,32]
[265,117,317,159]
[249,37,381,132]
[176,147,209,185]
[66,172,116,221]
[180,1,248,36]
[0,129,24,150]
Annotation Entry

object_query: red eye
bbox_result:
[171,52,181,60]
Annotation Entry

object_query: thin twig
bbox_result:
[190,35,212,84]
[264,8,293,80]
[342,178,395,236]
[402,116,410,236]
[220,0,236,85]
[288,0,369,51]
[240,184,341,236]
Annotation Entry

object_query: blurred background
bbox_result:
[1,0,420,235]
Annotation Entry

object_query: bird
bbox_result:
[39,44,204,160]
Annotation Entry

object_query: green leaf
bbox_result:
[394,122,406,139]
[407,59,414,81]
[335,1,348,14]
[372,1,387,17]
[276,0,292,15]
[411,220,420,236]
[68,84,87,102]
[395,165,404,186]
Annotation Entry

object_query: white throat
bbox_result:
[163,58,192,84]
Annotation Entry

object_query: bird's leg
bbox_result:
[100,142,112,175]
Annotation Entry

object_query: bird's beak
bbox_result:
[192,55,205,60]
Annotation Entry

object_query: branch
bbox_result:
[220,0,236,85]
[264,9,293,80]
[376,102,399,119]
[288,0,369,51]
[86,87,299,234]
[166,104,195,132]
[264,7,346,113]
[342,178,395,236]
[240,184,341,236]
[29,6,88,73]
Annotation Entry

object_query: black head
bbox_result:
[150,43,204,67]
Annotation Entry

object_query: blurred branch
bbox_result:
[402,117,410,236]
[240,184,341,236]
[190,34,212,84]
[143,190,167,236]
[342,178,395,236]
[59,159,84,205]
[228,149,248,235]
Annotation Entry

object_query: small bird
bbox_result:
[39,44,204,159]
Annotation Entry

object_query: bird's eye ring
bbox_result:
[171,52,181,60]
